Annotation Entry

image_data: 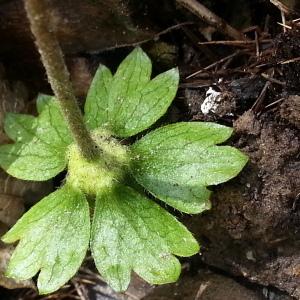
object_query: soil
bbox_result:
[182,28,300,298]
[0,0,300,299]
[187,109,300,297]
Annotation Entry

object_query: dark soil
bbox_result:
[187,109,300,297]
[182,28,300,298]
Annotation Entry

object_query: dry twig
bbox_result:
[198,39,272,46]
[176,0,246,41]
[186,51,242,79]
[251,69,275,113]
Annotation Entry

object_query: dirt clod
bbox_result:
[188,109,300,297]
[280,95,300,128]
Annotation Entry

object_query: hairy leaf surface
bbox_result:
[36,94,53,113]
[2,184,90,294]
[84,47,179,137]
[0,97,72,180]
[84,65,113,131]
[4,113,36,143]
[91,184,199,291]
[0,47,249,295]
[131,122,248,213]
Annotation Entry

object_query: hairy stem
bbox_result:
[24,0,99,160]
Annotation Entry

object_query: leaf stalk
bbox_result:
[23,0,99,160]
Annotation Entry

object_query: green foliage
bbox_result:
[84,47,179,137]
[2,184,90,294]
[0,96,72,180]
[91,184,199,291]
[0,47,248,294]
[131,122,247,213]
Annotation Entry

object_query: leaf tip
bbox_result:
[110,280,130,293]
[4,265,28,282]
[37,274,68,296]
[191,239,201,254]
[168,67,180,81]
[1,232,17,244]
[240,152,249,169]
[134,46,145,55]
[101,265,131,292]
[4,269,15,280]
[97,64,112,74]
[36,93,53,113]
[180,233,200,257]
[3,113,16,135]
[37,283,57,295]
[191,198,212,215]
[4,112,15,122]
[146,257,182,285]
[131,46,151,64]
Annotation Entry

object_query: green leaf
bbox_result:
[36,94,53,113]
[2,184,90,295]
[84,47,179,137]
[130,122,248,214]
[84,65,113,130]
[0,97,72,181]
[4,113,36,143]
[91,184,199,291]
